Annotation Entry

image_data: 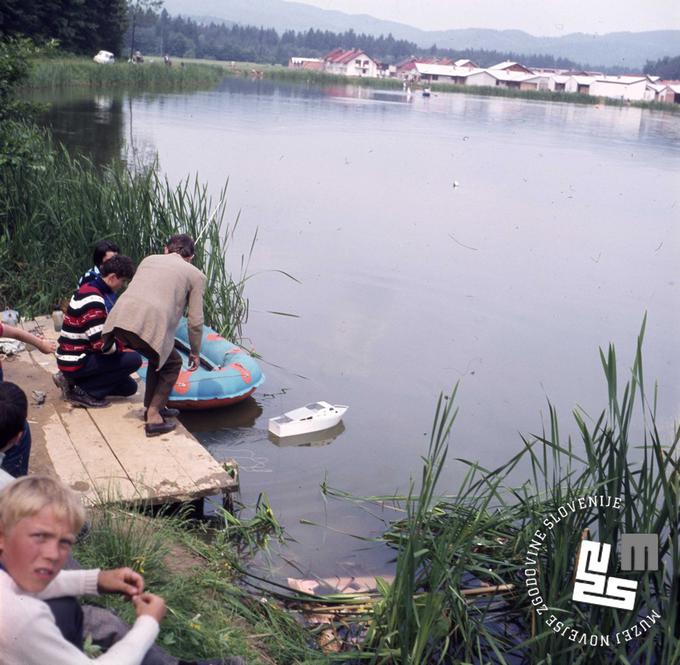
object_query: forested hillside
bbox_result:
[130,10,580,69]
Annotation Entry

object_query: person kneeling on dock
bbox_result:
[0,475,167,664]
[55,255,142,408]
[102,234,205,437]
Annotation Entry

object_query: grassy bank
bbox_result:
[26,56,224,89]
[74,503,322,664]
[0,133,249,340]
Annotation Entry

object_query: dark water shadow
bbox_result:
[178,396,263,432]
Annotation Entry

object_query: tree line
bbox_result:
[0,0,128,55]
[129,11,581,69]
[643,55,680,80]
[0,1,581,70]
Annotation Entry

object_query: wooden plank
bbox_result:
[88,401,232,503]
[40,405,99,505]
[57,406,139,502]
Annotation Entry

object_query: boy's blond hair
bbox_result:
[0,475,85,534]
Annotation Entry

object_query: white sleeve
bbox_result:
[37,569,100,599]
[13,604,159,665]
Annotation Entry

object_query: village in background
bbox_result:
[290,50,680,104]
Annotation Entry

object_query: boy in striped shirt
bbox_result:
[56,256,141,408]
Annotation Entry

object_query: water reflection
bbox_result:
[35,91,126,166]
[35,78,680,582]
[179,396,263,432]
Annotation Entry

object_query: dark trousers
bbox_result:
[47,597,84,649]
[108,328,182,411]
[1,421,31,476]
[70,350,143,400]
[0,366,31,477]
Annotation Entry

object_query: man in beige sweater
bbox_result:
[103,235,206,437]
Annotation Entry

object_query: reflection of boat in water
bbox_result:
[268,401,348,437]
[179,396,262,431]
[422,87,431,97]
[268,422,345,448]
[138,318,265,410]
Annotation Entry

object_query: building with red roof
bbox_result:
[324,48,379,78]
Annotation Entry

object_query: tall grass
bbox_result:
[74,502,319,664]
[26,56,224,89]
[0,135,250,340]
[314,321,679,663]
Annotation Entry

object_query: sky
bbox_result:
[291,0,680,36]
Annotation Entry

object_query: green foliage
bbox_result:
[0,38,49,170]
[72,503,311,664]
[0,138,250,340]
[0,0,129,56]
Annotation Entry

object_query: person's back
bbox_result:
[106,252,205,368]
[102,234,205,437]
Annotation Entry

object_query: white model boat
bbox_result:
[268,401,348,438]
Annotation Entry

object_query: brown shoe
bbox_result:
[144,421,176,437]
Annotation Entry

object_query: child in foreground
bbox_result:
[0,475,165,664]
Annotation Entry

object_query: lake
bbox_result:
[36,78,680,581]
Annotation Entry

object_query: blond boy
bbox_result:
[0,475,166,664]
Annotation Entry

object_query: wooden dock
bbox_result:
[3,316,238,508]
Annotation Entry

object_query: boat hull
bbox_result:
[137,318,265,411]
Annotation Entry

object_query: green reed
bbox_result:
[0,133,250,340]
[315,319,679,664]
[25,56,223,89]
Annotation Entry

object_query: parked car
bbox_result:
[93,50,115,64]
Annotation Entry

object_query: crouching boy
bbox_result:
[0,475,166,664]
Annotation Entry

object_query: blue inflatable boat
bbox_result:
[137,318,265,410]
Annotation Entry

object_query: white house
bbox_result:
[590,75,648,101]
[324,48,379,78]
[463,69,498,88]
[564,75,598,95]
[488,61,534,74]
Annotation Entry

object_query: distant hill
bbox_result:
[160,0,680,69]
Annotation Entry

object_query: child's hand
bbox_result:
[37,338,57,354]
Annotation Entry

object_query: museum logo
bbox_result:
[523,495,661,649]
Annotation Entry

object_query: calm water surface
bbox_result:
[38,79,680,580]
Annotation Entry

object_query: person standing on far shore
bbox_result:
[102,234,205,437]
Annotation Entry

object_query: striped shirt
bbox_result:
[56,278,117,373]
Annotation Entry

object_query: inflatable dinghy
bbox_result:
[138,318,265,410]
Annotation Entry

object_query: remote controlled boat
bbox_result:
[268,401,348,437]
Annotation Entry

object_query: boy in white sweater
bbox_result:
[0,475,166,665]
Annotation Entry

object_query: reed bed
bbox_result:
[0,134,250,340]
[298,321,679,664]
[26,56,224,89]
